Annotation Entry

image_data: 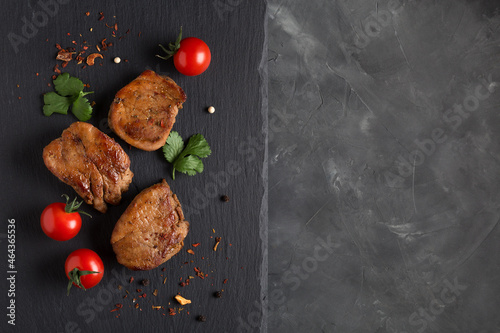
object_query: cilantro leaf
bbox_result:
[43,73,94,121]
[162,132,211,179]
[53,72,84,97]
[43,92,72,116]
[71,92,93,122]
[182,134,212,158]
[163,131,184,163]
[174,155,204,176]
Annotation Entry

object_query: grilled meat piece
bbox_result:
[108,70,186,151]
[43,122,134,213]
[111,179,189,270]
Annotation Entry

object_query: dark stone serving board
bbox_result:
[0,1,267,332]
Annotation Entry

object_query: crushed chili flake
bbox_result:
[192,243,200,247]
[187,249,195,255]
[168,308,176,316]
[114,23,118,30]
[67,33,70,36]
[136,289,142,293]
[51,75,57,80]
[98,14,104,21]
[61,61,69,68]
[85,11,90,16]
[223,279,228,284]
[117,285,123,290]
[53,65,61,74]
[129,277,134,283]
[55,43,62,50]
[135,303,139,309]
[153,289,158,296]
[126,29,130,34]
[214,237,221,251]
[162,267,166,272]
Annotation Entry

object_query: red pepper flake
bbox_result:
[98,13,104,21]
[61,61,69,68]
[67,32,71,36]
[36,73,39,76]
[126,29,130,34]
[55,43,62,50]
[162,267,166,272]
[223,279,228,284]
[138,293,146,298]
[192,243,200,247]
[85,11,90,16]
[135,303,139,309]
[18,97,21,100]
[168,308,176,316]
[110,303,123,312]
[187,249,195,255]
[71,40,77,45]
[129,277,134,283]
[53,65,61,74]
[82,65,87,69]
[138,31,142,37]
[136,289,142,293]
[114,23,118,30]
[51,75,57,80]
[83,46,88,50]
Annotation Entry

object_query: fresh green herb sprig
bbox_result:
[163,131,211,180]
[43,73,93,121]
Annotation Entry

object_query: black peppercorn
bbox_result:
[197,315,207,322]
[140,279,150,286]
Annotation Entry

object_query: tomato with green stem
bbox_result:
[40,194,91,241]
[65,249,104,295]
[156,27,211,76]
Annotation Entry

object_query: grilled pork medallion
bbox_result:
[108,70,187,151]
[43,122,134,213]
[111,179,189,270]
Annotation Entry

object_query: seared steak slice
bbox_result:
[111,179,189,270]
[43,121,134,213]
[108,70,186,151]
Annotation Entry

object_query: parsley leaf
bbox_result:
[162,131,211,179]
[43,92,72,116]
[43,73,94,121]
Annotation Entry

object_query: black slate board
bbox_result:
[0,1,267,332]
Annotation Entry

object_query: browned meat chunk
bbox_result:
[108,70,187,151]
[110,179,189,270]
[43,122,134,213]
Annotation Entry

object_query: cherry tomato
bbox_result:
[157,27,211,76]
[40,195,90,241]
[65,249,104,295]
[173,37,211,76]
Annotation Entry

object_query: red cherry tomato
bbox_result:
[157,28,211,76]
[174,37,211,76]
[40,195,90,241]
[65,249,104,295]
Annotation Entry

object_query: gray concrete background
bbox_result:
[268,0,500,332]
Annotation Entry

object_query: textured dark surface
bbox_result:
[0,1,266,332]
[268,0,500,332]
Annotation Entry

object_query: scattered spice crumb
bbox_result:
[223,279,228,284]
[129,277,134,283]
[187,249,195,255]
[136,289,142,293]
[174,295,191,305]
[152,305,162,310]
[192,243,200,247]
[153,289,158,296]
[163,277,167,284]
[221,195,230,202]
[214,291,222,298]
[214,237,221,251]
[86,53,103,66]
[197,315,207,322]
[135,303,139,309]
[140,279,150,286]
[85,11,90,16]
[168,308,176,316]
